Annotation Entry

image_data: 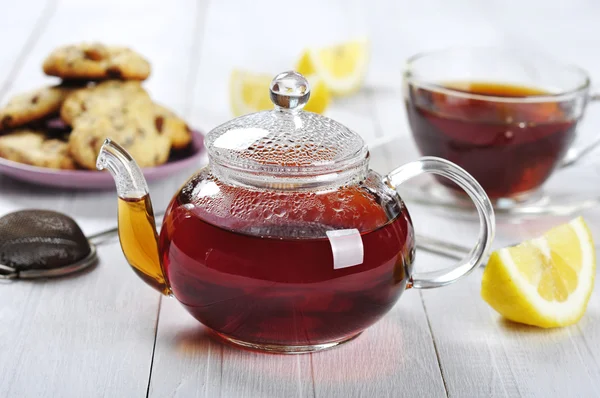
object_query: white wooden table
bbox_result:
[2,1,600,397]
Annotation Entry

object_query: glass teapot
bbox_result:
[97,71,495,354]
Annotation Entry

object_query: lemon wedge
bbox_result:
[229,69,330,117]
[481,217,595,328]
[296,39,369,96]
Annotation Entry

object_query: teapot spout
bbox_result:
[96,139,171,295]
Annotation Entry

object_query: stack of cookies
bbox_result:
[0,43,192,170]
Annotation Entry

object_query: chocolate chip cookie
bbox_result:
[153,104,192,149]
[0,129,75,169]
[0,86,71,130]
[61,80,147,124]
[66,83,171,169]
[69,114,170,169]
[43,43,151,81]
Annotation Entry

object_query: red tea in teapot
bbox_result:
[406,81,578,198]
[157,172,414,347]
[101,69,494,354]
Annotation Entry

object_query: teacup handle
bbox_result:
[561,92,600,168]
[384,157,495,289]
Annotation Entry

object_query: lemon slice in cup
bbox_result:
[296,39,369,96]
[481,217,595,328]
[229,69,330,117]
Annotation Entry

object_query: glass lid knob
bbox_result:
[269,71,310,110]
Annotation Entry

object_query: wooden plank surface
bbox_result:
[0,0,57,99]
[150,298,316,398]
[369,92,600,398]
[2,1,600,397]
[310,291,446,398]
[0,1,200,397]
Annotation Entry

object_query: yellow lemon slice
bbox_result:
[229,69,330,117]
[296,39,369,96]
[481,217,595,328]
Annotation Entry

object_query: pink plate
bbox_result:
[0,129,205,190]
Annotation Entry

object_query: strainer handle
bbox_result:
[383,157,496,289]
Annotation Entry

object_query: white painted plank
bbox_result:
[3,0,196,111]
[0,242,161,398]
[0,0,57,98]
[419,249,600,398]
[369,83,600,397]
[370,166,600,396]
[189,0,369,121]
[326,91,379,145]
[311,291,447,398]
[371,91,412,143]
[150,298,314,398]
[219,349,313,398]
[0,163,158,397]
[147,298,224,398]
[4,0,600,397]
[384,153,600,397]
[0,1,200,397]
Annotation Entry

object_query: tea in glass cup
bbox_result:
[404,48,593,201]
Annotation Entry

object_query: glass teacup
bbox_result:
[403,47,598,204]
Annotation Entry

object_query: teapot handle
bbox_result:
[383,157,495,289]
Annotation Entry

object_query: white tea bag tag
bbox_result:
[326,229,364,269]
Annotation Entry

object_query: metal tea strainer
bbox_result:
[0,207,159,280]
[0,210,98,279]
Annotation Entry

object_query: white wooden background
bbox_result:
[1,1,600,397]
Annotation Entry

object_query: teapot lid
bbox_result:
[205,71,368,182]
